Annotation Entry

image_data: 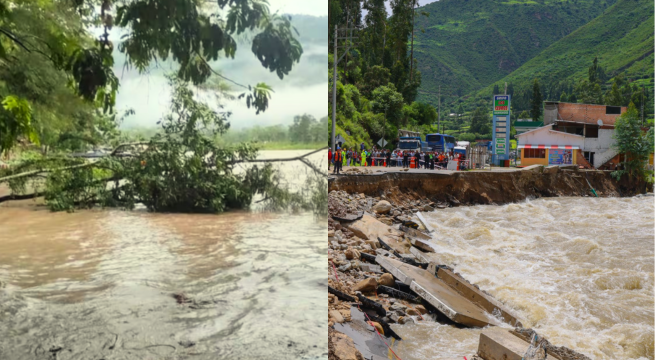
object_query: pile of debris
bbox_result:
[327,189,592,360]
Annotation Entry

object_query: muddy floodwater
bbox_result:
[392,196,654,360]
[0,150,327,360]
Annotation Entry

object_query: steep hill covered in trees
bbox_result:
[473,0,654,106]
[413,0,616,105]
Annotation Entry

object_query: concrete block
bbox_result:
[375,255,415,285]
[376,256,500,328]
[409,237,436,252]
[415,212,434,233]
[360,263,383,273]
[436,268,522,327]
[477,327,530,360]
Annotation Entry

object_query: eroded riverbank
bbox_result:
[327,168,653,360]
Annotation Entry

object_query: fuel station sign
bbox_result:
[492,95,511,160]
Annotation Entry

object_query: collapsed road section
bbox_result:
[328,165,648,205]
[328,187,595,360]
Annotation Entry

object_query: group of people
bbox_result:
[328,145,465,174]
[328,146,377,174]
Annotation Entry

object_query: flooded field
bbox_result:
[393,196,654,360]
[0,150,327,360]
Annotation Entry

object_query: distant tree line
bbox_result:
[219,115,328,145]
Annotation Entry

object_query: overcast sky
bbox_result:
[111,0,327,130]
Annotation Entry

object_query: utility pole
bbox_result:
[438,85,441,133]
[504,82,507,95]
[641,85,645,126]
[382,22,386,66]
[409,0,416,81]
[330,21,358,153]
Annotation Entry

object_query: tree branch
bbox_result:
[231,147,328,164]
[0,142,151,183]
[195,52,250,90]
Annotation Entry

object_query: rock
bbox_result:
[344,248,359,260]
[372,200,392,214]
[406,308,420,316]
[398,316,415,325]
[353,277,377,293]
[389,314,400,323]
[415,305,427,315]
[331,331,365,360]
[328,230,335,237]
[345,214,403,241]
[335,223,342,230]
[368,321,384,335]
[390,303,407,312]
[365,239,379,249]
[338,262,352,272]
[422,205,434,212]
[178,340,196,348]
[378,217,393,226]
[329,309,345,323]
[378,273,395,287]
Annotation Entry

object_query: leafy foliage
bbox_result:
[611,103,654,183]
[328,0,435,150]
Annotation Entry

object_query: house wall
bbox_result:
[517,125,584,148]
[557,103,626,125]
[583,129,614,152]
[520,149,579,166]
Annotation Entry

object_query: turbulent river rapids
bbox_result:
[393,196,654,360]
[0,150,328,360]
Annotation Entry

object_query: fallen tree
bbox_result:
[0,78,327,214]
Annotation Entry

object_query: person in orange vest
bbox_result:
[333,147,343,174]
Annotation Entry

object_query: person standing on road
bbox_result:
[333,147,342,174]
[386,150,391,167]
[328,148,332,171]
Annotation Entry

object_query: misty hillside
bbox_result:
[110,15,327,129]
[412,0,617,105]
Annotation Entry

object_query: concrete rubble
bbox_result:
[328,188,593,360]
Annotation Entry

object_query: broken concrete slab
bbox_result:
[376,256,501,328]
[359,263,382,273]
[408,237,436,253]
[409,247,447,265]
[432,266,522,327]
[400,225,431,240]
[415,212,434,233]
[477,327,530,360]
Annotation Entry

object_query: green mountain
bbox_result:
[474,0,654,101]
[412,0,616,105]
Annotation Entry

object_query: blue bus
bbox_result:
[426,133,456,152]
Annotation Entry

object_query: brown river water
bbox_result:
[393,196,654,360]
[0,150,327,360]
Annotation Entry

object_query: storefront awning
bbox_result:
[517,145,579,149]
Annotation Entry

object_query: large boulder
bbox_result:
[352,277,377,293]
[372,200,392,214]
[345,214,410,254]
[378,273,395,287]
[329,309,345,323]
[330,330,364,360]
